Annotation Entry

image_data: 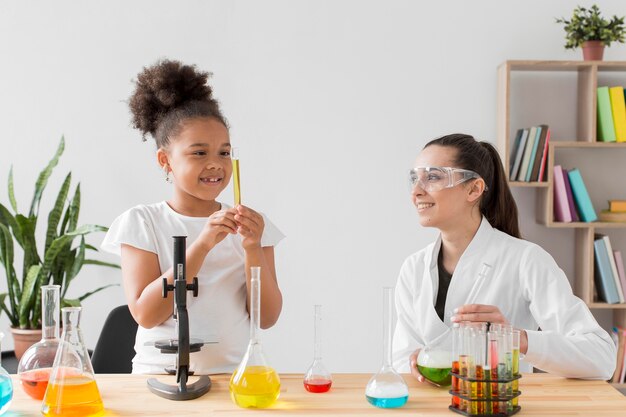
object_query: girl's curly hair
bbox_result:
[128,59,228,147]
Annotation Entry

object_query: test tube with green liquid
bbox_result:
[511,330,520,408]
[232,147,241,205]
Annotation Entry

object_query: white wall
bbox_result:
[1,0,625,373]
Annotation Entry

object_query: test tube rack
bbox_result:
[448,371,521,417]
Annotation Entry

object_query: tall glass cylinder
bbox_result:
[304,305,332,392]
[511,330,521,407]
[229,267,280,408]
[450,324,460,408]
[365,287,408,408]
[18,285,61,399]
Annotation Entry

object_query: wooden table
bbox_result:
[8,373,626,416]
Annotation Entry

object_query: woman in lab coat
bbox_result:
[393,133,616,381]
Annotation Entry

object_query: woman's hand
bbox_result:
[409,348,441,386]
[199,208,238,251]
[451,304,529,354]
[234,205,265,251]
[450,304,509,325]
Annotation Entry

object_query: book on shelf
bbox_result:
[609,200,626,212]
[536,127,550,182]
[609,86,626,143]
[597,86,617,142]
[599,210,626,223]
[525,125,542,181]
[553,165,572,222]
[562,169,580,222]
[603,236,625,303]
[518,126,537,181]
[568,168,598,222]
[612,327,626,383]
[615,251,626,307]
[593,235,621,304]
[509,128,529,180]
[529,125,549,182]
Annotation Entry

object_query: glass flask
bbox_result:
[18,284,60,399]
[42,307,104,417]
[365,287,408,408]
[0,333,14,415]
[417,339,453,387]
[303,305,332,393]
[229,266,280,408]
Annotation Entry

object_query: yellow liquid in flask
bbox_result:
[229,366,280,408]
[42,376,104,417]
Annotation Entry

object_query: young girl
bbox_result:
[101,59,284,374]
[393,134,616,381]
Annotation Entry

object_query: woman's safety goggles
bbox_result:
[409,166,482,192]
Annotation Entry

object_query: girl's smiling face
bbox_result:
[158,117,232,205]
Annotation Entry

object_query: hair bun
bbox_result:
[129,59,214,139]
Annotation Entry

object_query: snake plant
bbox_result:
[0,137,118,329]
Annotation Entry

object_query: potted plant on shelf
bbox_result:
[0,137,118,359]
[556,5,625,61]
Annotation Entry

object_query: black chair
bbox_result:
[91,305,138,374]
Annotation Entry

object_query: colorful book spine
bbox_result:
[530,125,549,182]
[597,86,616,142]
[509,129,523,176]
[510,128,529,180]
[609,86,626,142]
[568,168,598,222]
[614,251,626,306]
[518,126,537,181]
[553,165,572,222]
[593,236,620,304]
[562,168,579,222]
[525,126,542,181]
[602,236,625,302]
[537,128,550,182]
[609,200,626,212]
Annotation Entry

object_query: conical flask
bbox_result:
[303,304,332,393]
[18,285,61,399]
[0,333,14,415]
[42,307,104,417]
[365,287,408,408]
[229,266,280,408]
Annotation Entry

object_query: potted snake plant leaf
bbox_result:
[0,137,119,358]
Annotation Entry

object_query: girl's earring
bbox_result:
[163,165,172,183]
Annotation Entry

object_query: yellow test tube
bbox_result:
[232,147,241,205]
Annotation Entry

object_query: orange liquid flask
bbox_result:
[42,307,104,417]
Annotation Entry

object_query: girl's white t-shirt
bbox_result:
[101,201,284,374]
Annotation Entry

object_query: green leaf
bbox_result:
[8,166,17,213]
[65,237,85,294]
[45,172,72,252]
[76,283,119,302]
[15,214,40,281]
[18,265,41,328]
[68,183,80,233]
[0,223,18,324]
[0,203,21,246]
[83,259,120,269]
[29,136,65,218]
[61,298,81,308]
[85,244,99,251]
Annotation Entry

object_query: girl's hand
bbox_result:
[199,208,238,250]
[450,304,509,325]
[234,205,265,250]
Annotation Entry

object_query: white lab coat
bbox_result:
[393,217,616,379]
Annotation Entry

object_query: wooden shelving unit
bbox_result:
[496,60,626,386]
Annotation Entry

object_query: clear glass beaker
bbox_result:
[0,333,13,415]
[365,287,408,408]
[42,307,104,417]
[303,305,332,393]
[18,284,60,399]
[229,267,280,408]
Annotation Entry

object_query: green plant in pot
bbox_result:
[0,137,118,359]
[556,4,625,61]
